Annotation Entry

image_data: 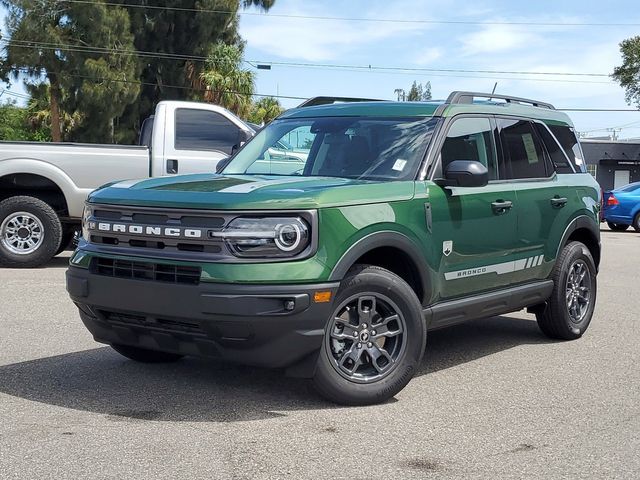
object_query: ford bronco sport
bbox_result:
[66,92,601,405]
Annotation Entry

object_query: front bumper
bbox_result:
[66,266,339,369]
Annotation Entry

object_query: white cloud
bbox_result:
[459,24,540,55]
[241,0,434,62]
[414,47,442,65]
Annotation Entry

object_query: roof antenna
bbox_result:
[490,82,498,101]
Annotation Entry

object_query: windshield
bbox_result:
[222,116,439,180]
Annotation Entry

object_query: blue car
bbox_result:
[603,182,640,231]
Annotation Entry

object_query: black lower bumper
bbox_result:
[66,267,339,370]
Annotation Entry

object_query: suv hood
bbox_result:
[88,174,415,210]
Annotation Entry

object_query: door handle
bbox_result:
[491,200,513,215]
[550,197,568,208]
[166,159,179,174]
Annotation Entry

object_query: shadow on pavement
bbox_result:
[0,315,551,421]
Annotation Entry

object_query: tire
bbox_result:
[0,196,62,268]
[313,265,426,406]
[633,213,640,232]
[607,222,629,232]
[111,344,184,363]
[55,227,77,256]
[536,241,597,340]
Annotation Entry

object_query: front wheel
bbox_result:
[607,222,629,232]
[536,241,597,340]
[313,265,426,405]
[633,213,640,232]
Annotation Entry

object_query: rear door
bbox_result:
[496,117,574,282]
[428,115,519,300]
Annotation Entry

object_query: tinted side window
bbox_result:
[534,123,574,174]
[498,119,549,179]
[440,117,498,180]
[175,109,239,154]
[548,124,587,173]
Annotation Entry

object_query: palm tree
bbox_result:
[200,43,255,117]
[249,96,283,125]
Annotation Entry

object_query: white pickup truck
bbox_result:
[0,100,255,267]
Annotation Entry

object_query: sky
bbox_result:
[2,0,640,139]
[239,0,640,138]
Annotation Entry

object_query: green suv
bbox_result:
[66,92,601,405]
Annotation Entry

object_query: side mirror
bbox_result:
[238,129,252,146]
[437,160,488,188]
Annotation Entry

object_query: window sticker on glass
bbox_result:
[392,159,407,171]
[521,133,539,164]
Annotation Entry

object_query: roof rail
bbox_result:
[297,96,384,108]
[444,91,555,110]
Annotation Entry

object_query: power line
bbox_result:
[63,0,640,27]
[1,39,612,80]
[6,68,638,111]
[11,66,307,101]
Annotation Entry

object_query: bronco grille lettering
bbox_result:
[92,222,203,238]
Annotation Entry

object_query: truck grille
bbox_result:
[91,257,201,285]
[87,205,231,261]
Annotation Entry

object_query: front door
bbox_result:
[428,115,519,301]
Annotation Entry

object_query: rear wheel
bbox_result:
[111,344,184,363]
[0,196,62,268]
[313,265,426,405]
[607,222,629,232]
[536,241,597,340]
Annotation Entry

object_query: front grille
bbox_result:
[98,309,206,337]
[91,257,201,285]
[88,205,229,259]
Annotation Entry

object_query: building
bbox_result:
[581,139,640,190]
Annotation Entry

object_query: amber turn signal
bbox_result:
[313,291,332,303]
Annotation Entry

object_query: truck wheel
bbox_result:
[0,196,62,268]
[633,213,640,232]
[536,241,597,340]
[313,265,426,405]
[111,344,184,363]
[606,222,629,232]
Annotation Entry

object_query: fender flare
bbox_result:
[0,159,83,217]
[328,230,431,303]
[556,215,601,267]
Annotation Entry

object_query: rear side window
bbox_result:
[533,123,574,174]
[439,117,498,180]
[175,109,239,154]
[548,124,586,173]
[498,118,550,179]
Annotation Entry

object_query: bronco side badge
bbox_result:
[443,240,453,256]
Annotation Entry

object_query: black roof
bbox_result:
[581,140,640,164]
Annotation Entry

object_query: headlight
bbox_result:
[216,217,310,258]
[81,205,92,241]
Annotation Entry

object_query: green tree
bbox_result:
[248,96,283,125]
[0,99,50,141]
[405,81,432,101]
[613,36,640,108]
[200,43,255,117]
[115,0,276,141]
[1,0,139,142]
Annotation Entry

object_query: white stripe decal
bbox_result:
[445,254,543,281]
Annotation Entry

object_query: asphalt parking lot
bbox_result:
[1,228,639,479]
